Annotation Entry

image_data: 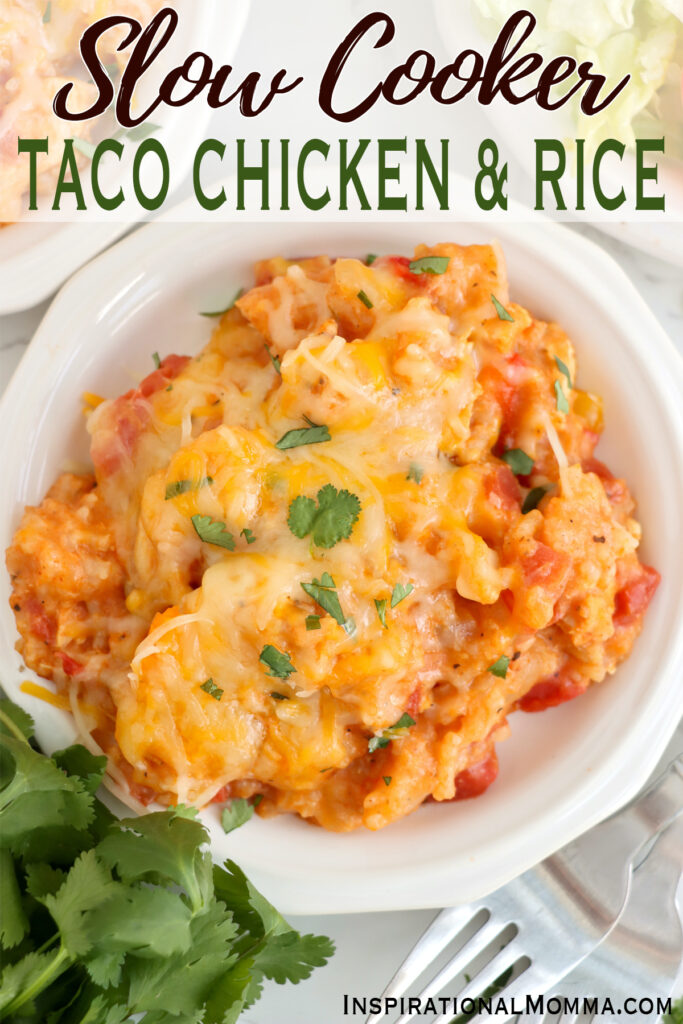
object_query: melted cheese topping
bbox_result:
[7,243,657,832]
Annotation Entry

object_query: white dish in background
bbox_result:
[1,205,682,916]
[433,0,683,266]
[0,0,251,315]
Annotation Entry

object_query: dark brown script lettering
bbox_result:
[53,7,303,126]
[318,10,631,122]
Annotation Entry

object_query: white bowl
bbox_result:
[0,0,250,314]
[1,207,682,916]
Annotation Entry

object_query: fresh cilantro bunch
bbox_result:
[0,699,333,1023]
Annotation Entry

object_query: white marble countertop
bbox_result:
[1,222,681,1022]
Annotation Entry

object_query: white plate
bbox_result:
[1,205,683,916]
[0,0,250,315]
[434,0,683,265]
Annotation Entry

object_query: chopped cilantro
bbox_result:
[407,463,424,484]
[200,288,244,318]
[391,583,414,608]
[241,528,256,544]
[72,138,96,160]
[409,256,450,275]
[488,656,510,679]
[555,380,570,414]
[357,290,373,309]
[260,645,296,679]
[152,351,161,369]
[301,578,348,629]
[501,448,533,476]
[368,713,416,753]
[522,485,550,514]
[265,344,282,374]
[491,294,514,322]
[375,599,388,629]
[191,514,235,550]
[165,476,213,500]
[555,356,572,388]
[276,421,331,450]
[43,1,51,22]
[383,776,392,786]
[288,484,361,549]
[200,678,224,701]
[366,254,378,265]
[221,798,254,834]
[271,692,289,701]
[306,615,322,631]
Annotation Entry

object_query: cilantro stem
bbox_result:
[0,706,30,745]
[3,945,71,1015]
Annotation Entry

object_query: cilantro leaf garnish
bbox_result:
[555,356,572,388]
[260,645,296,679]
[165,476,213,500]
[265,344,282,374]
[271,692,289,701]
[391,583,414,608]
[491,294,514,322]
[152,351,161,369]
[383,776,392,786]
[357,290,373,309]
[488,655,510,679]
[276,422,331,450]
[288,484,361,549]
[301,579,347,628]
[201,288,244,318]
[306,615,321,631]
[241,527,256,544]
[201,678,224,701]
[375,599,388,629]
[501,448,534,476]
[522,485,551,514]
[409,256,450,275]
[555,380,570,414]
[43,1,51,22]
[366,253,378,265]
[407,463,423,484]
[192,514,235,550]
[221,799,254,835]
[368,713,416,753]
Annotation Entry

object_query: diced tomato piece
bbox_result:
[139,354,191,398]
[211,785,232,804]
[614,565,660,628]
[56,651,83,677]
[375,255,423,285]
[582,456,612,480]
[486,465,522,512]
[501,588,515,612]
[454,751,499,800]
[522,542,569,588]
[406,687,422,720]
[518,672,586,712]
[25,597,56,645]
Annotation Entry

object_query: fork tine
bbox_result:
[365,905,479,1023]
[394,917,516,1024]
[458,968,558,1024]
[432,942,525,1024]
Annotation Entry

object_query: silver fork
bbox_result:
[517,813,683,1024]
[367,755,683,1024]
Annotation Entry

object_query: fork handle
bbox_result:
[608,754,683,857]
